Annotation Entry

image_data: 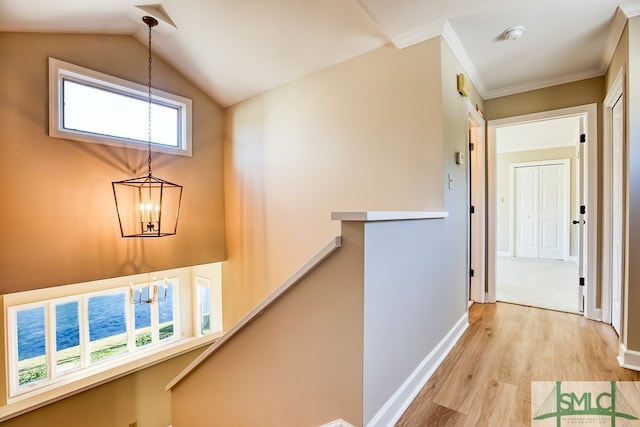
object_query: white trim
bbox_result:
[48,57,193,157]
[0,333,219,423]
[487,104,598,315]
[508,159,571,261]
[390,19,488,99]
[319,420,355,427]
[391,18,446,50]
[365,313,468,427]
[620,1,640,19]
[441,21,488,97]
[167,237,343,390]
[331,211,448,222]
[618,343,640,372]
[467,100,486,303]
[496,251,511,257]
[602,66,626,330]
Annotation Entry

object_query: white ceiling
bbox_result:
[1,0,639,107]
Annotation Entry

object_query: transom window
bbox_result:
[48,58,192,156]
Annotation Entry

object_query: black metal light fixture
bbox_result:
[112,16,183,238]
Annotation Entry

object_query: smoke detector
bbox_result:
[503,25,525,40]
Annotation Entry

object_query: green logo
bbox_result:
[533,381,638,426]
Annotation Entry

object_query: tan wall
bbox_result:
[0,32,224,423]
[496,147,578,256]
[2,348,203,427]
[484,77,604,121]
[171,222,366,427]
[0,32,226,293]
[223,39,448,326]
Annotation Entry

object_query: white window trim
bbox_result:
[48,57,193,157]
[1,264,222,421]
[7,283,180,399]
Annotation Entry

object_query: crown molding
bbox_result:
[390,18,446,49]
[620,0,640,18]
[390,19,488,99]
[440,20,488,98]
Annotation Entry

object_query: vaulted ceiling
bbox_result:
[1,0,638,106]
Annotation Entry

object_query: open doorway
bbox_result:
[487,104,598,319]
[496,120,577,313]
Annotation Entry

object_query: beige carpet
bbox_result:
[496,256,579,313]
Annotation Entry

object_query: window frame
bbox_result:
[48,57,193,156]
[7,281,180,398]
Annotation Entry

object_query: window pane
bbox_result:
[158,282,174,341]
[198,284,211,335]
[88,293,127,362]
[55,301,81,373]
[134,288,152,348]
[16,307,47,385]
[62,79,179,147]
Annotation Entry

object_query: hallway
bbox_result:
[396,303,638,426]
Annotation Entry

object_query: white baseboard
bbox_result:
[365,312,469,427]
[319,420,355,427]
[496,251,510,257]
[618,343,640,371]
[568,256,578,264]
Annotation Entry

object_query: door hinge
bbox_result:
[580,277,585,287]
[470,205,475,214]
[469,142,475,151]
[580,205,586,215]
[470,269,475,277]
[580,133,586,143]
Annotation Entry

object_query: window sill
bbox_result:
[0,332,222,423]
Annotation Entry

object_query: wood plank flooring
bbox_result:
[396,302,640,426]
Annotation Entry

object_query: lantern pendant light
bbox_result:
[112,16,183,238]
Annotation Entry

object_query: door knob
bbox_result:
[572,220,580,224]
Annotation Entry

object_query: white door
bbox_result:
[515,167,538,258]
[611,94,624,335]
[538,164,566,259]
[515,163,567,260]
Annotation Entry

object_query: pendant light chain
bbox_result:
[147,19,153,178]
[112,15,182,239]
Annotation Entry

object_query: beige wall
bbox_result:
[484,77,604,122]
[0,32,224,423]
[0,32,226,293]
[172,222,366,427]
[496,147,578,256]
[223,39,451,326]
[2,348,203,427]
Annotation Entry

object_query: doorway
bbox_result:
[487,104,598,319]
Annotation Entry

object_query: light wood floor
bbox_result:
[396,302,640,426]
